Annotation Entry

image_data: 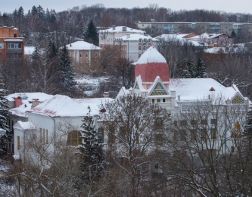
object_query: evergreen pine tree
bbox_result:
[0,76,10,156]
[231,30,236,39]
[83,20,99,46]
[57,45,76,95]
[79,108,104,185]
[46,40,58,62]
[44,40,60,93]
[195,58,207,78]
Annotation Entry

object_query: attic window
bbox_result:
[100,108,106,113]
[209,87,215,91]
[151,82,167,96]
[232,95,244,104]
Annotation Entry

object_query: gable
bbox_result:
[150,82,168,96]
[231,94,244,104]
[134,82,139,90]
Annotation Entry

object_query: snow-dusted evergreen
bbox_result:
[0,77,10,155]
[57,45,76,94]
[83,20,99,46]
[195,58,207,78]
[79,108,104,185]
[178,58,207,78]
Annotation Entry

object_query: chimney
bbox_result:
[112,25,116,30]
[31,99,40,109]
[15,97,22,107]
[122,26,127,31]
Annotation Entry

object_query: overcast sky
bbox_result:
[1,0,252,14]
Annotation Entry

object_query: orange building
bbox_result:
[0,26,24,64]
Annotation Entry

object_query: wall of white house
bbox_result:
[16,113,102,164]
[13,126,24,160]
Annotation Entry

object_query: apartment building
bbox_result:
[137,21,252,35]
[0,26,24,64]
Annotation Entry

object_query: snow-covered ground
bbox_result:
[75,75,110,96]
[0,159,16,196]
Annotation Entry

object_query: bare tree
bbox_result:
[167,99,251,196]
[102,94,170,197]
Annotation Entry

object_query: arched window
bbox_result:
[67,130,81,146]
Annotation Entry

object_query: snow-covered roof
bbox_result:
[156,33,189,41]
[7,92,53,118]
[99,26,144,34]
[204,45,245,54]
[190,33,226,41]
[116,34,157,41]
[169,78,240,101]
[14,121,35,130]
[24,46,35,55]
[6,92,53,102]
[31,95,113,117]
[66,41,101,51]
[116,87,132,99]
[4,38,23,42]
[156,34,202,47]
[126,76,244,102]
[134,46,167,64]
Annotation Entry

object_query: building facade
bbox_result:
[12,95,112,163]
[137,21,252,35]
[114,34,158,62]
[99,26,145,47]
[117,46,250,151]
[0,26,24,64]
[66,40,101,73]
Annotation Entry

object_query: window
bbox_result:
[7,42,21,49]
[98,128,104,143]
[152,99,155,104]
[231,122,241,138]
[157,99,160,103]
[211,119,217,125]
[17,136,20,150]
[163,98,166,103]
[155,118,163,129]
[40,128,48,144]
[40,128,42,143]
[67,130,81,146]
[108,125,115,144]
[0,43,4,49]
[211,128,217,139]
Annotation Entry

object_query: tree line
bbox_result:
[1,5,252,39]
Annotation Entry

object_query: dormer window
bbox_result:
[209,87,215,91]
